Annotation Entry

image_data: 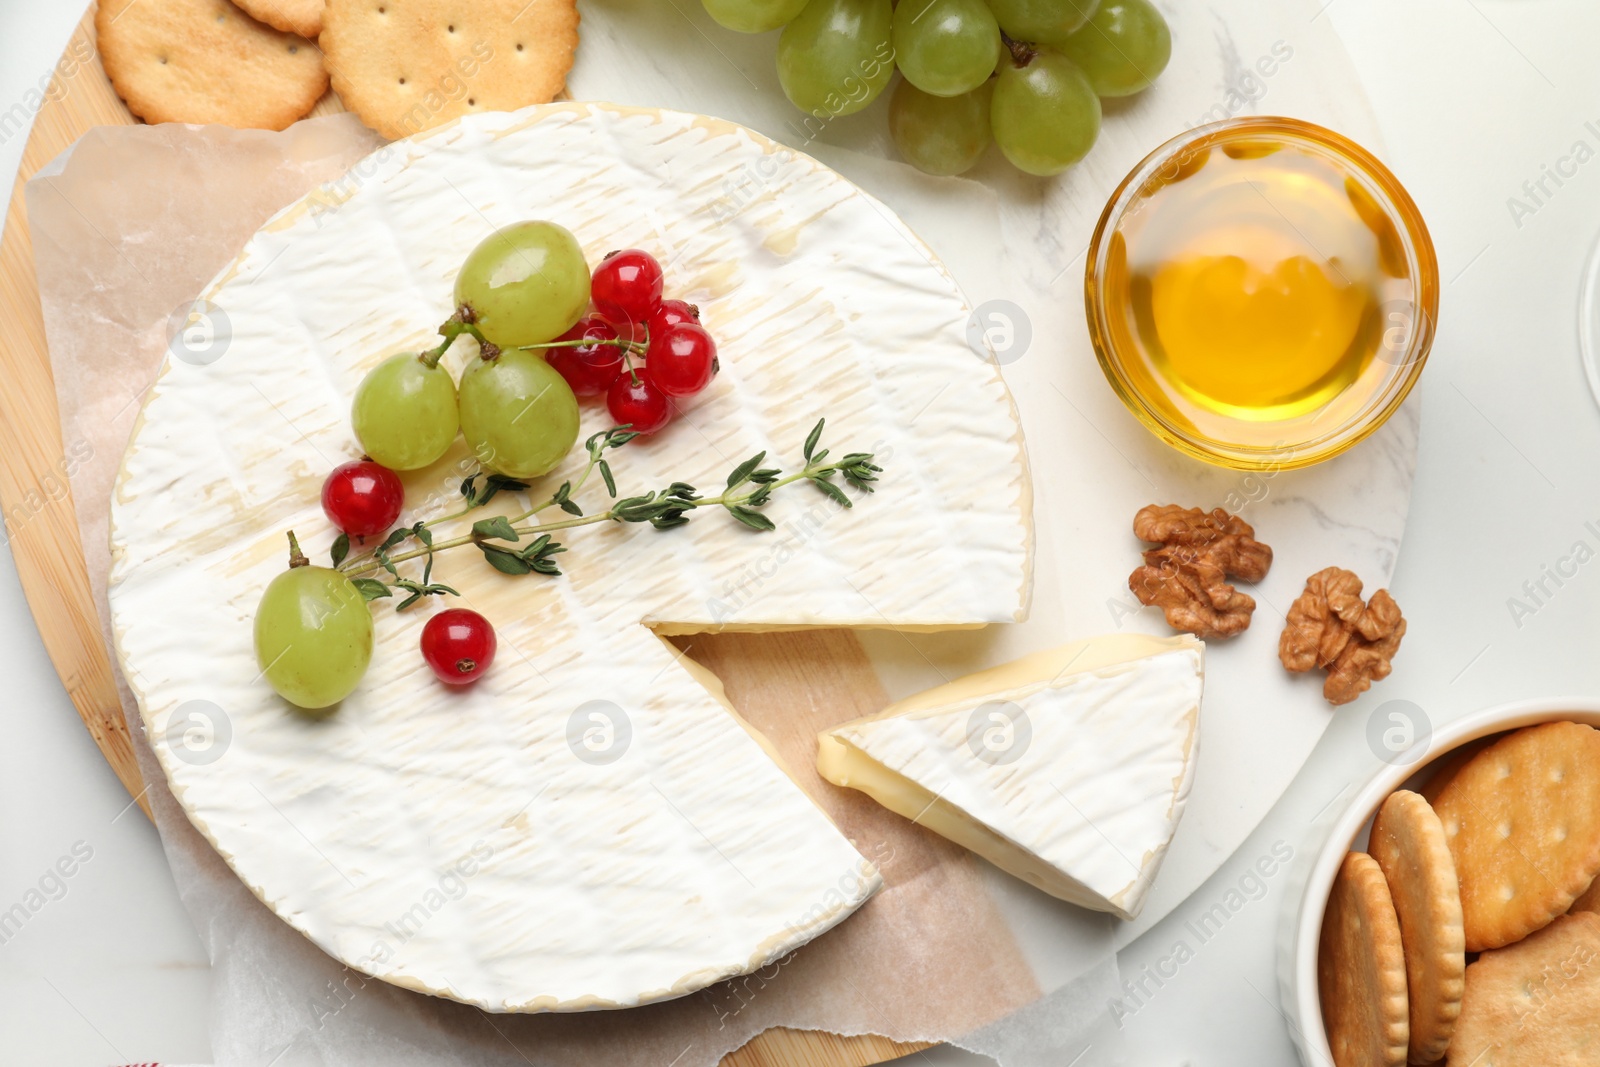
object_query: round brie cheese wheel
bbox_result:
[109,103,1032,1011]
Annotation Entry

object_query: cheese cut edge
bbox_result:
[816,633,1203,920]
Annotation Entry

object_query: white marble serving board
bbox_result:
[568,0,1416,969]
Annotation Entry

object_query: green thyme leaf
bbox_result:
[479,544,533,575]
[461,473,529,509]
[599,459,617,498]
[614,493,673,523]
[803,418,824,461]
[391,577,458,610]
[519,534,555,559]
[516,535,565,576]
[726,452,767,491]
[728,505,776,532]
[842,466,879,492]
[352,578,392,602]
[378,527,411,553]
[472,516,520,542]
[330,533,350,567]
[812,477,852,508]
[559,498,583,516]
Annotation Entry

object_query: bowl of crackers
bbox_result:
[1281,700,1600,1067]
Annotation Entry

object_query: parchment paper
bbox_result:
[31,117,1111,1067]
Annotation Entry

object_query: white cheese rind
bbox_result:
[819,634,1202,920]
[107,104,1031,1011]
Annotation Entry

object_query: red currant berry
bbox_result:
[420,608,497,686]
[646,323,718,397]
[546,315,623,397]
[591,249,663,327]
[606,371,672,434]
[647,299,700,337]
[322,459,404,538]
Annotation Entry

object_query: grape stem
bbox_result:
[426,307,651,368]
[421,308,494,367]
[516,337,648,357]
[286,530,309,569]
[1001,31,1036,67]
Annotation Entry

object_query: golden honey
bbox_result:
[1087,119,1437,470]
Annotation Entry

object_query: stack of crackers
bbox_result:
[1320,721,1600,1066]
[95,0,579,138]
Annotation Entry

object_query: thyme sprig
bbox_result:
[334,428,640,578]
[340,521,461,609]
[334,419,878,606]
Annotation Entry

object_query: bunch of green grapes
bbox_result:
[351,221,588,480]
[702,0,1171,177]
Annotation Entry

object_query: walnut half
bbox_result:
[1279,567,1406,706]
[1129,504,1274,640]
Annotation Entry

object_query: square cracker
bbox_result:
[320,0,579,141]
[97,0,328,131]
[1450,911,1600,1066]
[1433,722,1600,951]
[236,0,326,38]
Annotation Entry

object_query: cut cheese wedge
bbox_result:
[107,104,1031,1012]
[818,633,1203,920]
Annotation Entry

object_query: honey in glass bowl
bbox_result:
[1086,117,1437,470]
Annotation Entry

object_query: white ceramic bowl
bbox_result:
[1278,698,1600,1066]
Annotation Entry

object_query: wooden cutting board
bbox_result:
[0,8,926,1066]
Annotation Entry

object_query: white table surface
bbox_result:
[4,2,1599,1063]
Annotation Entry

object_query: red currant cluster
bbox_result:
[547,249,719,434]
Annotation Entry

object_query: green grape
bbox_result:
[890,79,992,175]
[777,0,895,119]
[992,48,1101,176]
[352,353,459,471]
[458,350,580,479]
[892,0,1000,98]
[1058,0,1170,96]
[702,0,809,33]
[255,554,373,710]
[986,0,1098,44]
[454,221,590,348]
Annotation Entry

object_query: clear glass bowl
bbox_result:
[1085,117,1438,471]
